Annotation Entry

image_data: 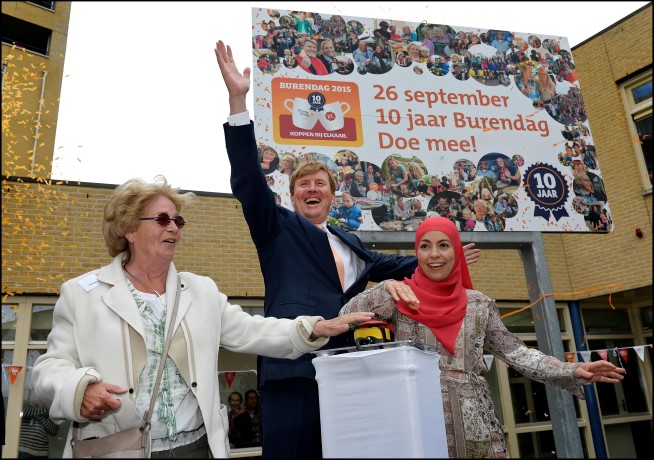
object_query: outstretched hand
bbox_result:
[214,40,251,114]
[574,360,625,384]
[312,312,375,337]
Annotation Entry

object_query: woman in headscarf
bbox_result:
[339,216,625,458]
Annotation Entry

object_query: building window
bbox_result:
[517,428,588,458]
[2,304,18,341]
[26,1,55,11]
[621,69,653,190]
[0,14,52,56]
[29,304,55,342]
[500,305,567,334]
[586,338,647,416]
[582,308,632,334]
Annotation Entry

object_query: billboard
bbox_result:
[251,8,612,233]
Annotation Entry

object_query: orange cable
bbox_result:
[500,283,625,319]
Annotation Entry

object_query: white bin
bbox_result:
[313,345,448,458]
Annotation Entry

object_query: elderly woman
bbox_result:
[340,216,625,458]
[31,176,372,458]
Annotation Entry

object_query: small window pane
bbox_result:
[20,349,60,458]
[0,14,51,55]
[517,428,588,458]
[30,304,55,341]
[587,339,647,416]
[2,304,18,341]
[634,115,653,184]
[500,307,566,334]
[27,1,55,10]
[2,349,14,412]
[219,370,260,449]
[582,308,631,333]
[640,306,652,333]
[605,420,653,458]
[23,349,45,402]
[632,80,652,104]
[2,351,14,458]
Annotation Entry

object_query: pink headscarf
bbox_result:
[396,217,473,354]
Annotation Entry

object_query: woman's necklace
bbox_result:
[123,265,166,307]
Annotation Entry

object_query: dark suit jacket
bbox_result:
[224,122,417,384]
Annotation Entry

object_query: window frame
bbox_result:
[0,14,52,57]
[620,68,653,193]
[26,1,56,11]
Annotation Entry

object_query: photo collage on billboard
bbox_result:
[251,8,611,233]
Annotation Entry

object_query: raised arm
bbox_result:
[215,40,287,247]
[214,40,251,115]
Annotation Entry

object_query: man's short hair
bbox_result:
[290,161,336,195]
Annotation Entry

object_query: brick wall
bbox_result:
[555,4,653,298]
[0,179,584,302]
[1,2,71,178]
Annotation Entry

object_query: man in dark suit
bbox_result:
[214,40,480,458]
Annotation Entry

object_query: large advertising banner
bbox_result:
[251,8,612,233]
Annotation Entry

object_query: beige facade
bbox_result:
[1,1,71,178]
[2,2,651,458]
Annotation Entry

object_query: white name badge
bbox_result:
[78,273,101,292]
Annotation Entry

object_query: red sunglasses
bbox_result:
[139,212,187,228]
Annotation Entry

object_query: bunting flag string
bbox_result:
[537,345,651,364]
[483,344,651,370]
[569,344,652,363]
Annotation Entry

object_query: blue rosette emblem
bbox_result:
[308,91,325,112]
[522,163,569,222]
